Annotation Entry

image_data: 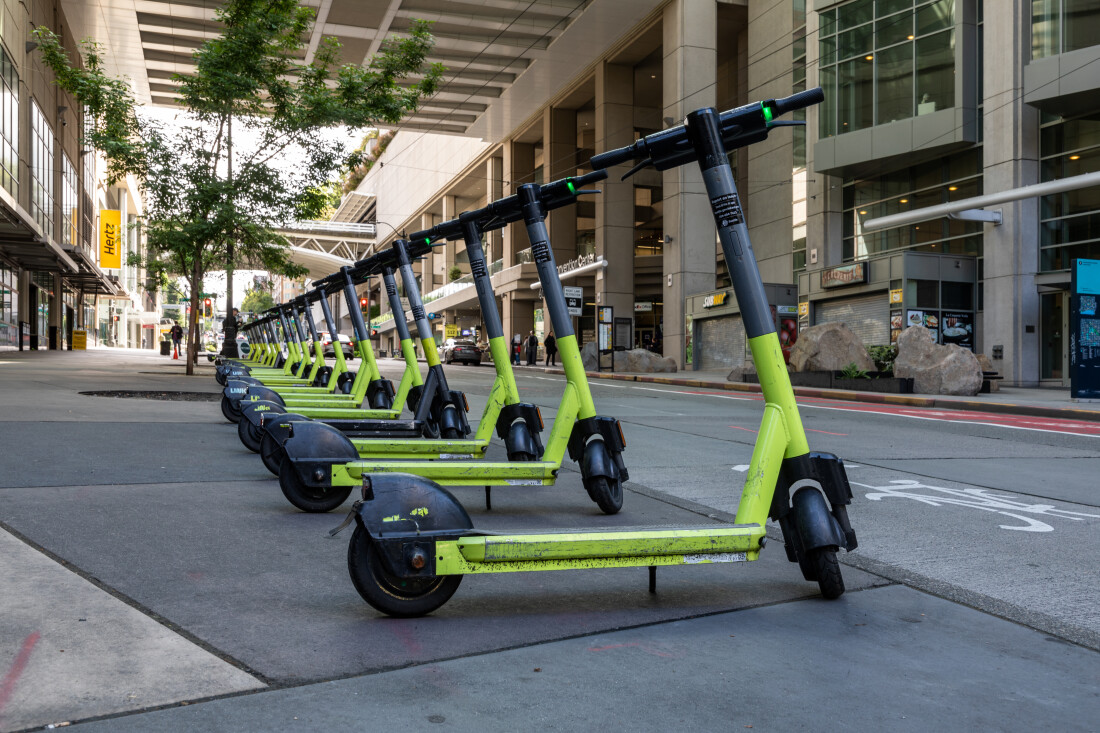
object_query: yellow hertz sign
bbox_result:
[702,292,728,308]
[100,210,122,269]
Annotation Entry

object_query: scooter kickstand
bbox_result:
[485,486,492,511]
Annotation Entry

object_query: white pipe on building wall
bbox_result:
[862,171,1100,232]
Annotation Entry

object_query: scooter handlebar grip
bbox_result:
[574,168,608,186]
[770,87,824,117]
[590,144,638,170]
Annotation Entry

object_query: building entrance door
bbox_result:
[1040,291,1069,386]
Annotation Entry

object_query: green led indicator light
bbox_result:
[762,103,774,123]
[425,238,431,244]
[566,180,576,193]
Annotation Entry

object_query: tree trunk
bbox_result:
[187,262,202,376]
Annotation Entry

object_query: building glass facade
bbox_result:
[820,0,956,138]
[0,264,17,347]
[843,147,984,261]
[1039,113,1100,271]
[29,101,55,237]
[61,154,78,247]
[1031,0,1100,59]
[0,43,17,200]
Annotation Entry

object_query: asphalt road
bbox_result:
[1,349,1097,731]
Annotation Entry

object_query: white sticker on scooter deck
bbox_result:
[506,479,544,486]
[683,552,747,564]
[438,453,475,459]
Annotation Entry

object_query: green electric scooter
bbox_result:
[260,187,588,472]
[278,171,628,516]
[329,88,857,617]
[223,263,405,420]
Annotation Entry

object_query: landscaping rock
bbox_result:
[619,348,677,373]
[788,322,875,373]
[580,341,610,371]
[895,326,983,395]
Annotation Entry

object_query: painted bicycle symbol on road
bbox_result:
[852,479,1100,532]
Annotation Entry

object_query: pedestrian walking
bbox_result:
[525,330,538,366]
[544,331,557,366]
[512,333,522,366]
[169,321,183,357]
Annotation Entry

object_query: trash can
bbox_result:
[160,340,171,356]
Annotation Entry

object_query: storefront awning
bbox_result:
[0,188,78,273]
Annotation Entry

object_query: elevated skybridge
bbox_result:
[277,220,377,279]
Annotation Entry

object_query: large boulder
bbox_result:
[581,342,674,372]
[895,326,983,395]
[788,322,875,373]
[618,348,677,373]
[581,341,611,371]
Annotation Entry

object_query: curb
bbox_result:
[536,367,1100,424]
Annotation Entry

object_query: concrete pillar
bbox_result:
[502,140,535,268]
[596,61,636,337]
[50,272,63,349]
[662,0,718,368]
[982,2,1039,386]
[485,156,504,265]
[545,107,578,264]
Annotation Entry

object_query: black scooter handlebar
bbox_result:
[590,87,824,171]
[411,169,609,244]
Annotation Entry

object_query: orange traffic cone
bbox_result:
[173,344,179,359]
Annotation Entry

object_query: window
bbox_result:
[0,43,17,198]
[819,0,957,138]
[1032,0,1100,59]
[0,265,18,348]
[1038,113,1100,271]
[841,148,983,261]
[61,154,78,247]
[30,101,55,237]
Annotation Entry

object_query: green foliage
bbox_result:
[867,345,897,374]
[342,130,395,194]
[34,0,442,374]
[839,362,870,379]
[241,287,276,314]
[448,265,463,282]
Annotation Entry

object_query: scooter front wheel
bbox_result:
[238,417,264,453]
[279,461,352,513]
[584,476,623,515]
[260,431,284,476]
[221,394,242,423]
[348,526,462,617]
[808,548,845,600]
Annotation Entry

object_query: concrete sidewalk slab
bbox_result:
[0,530,263,733]
[0,467,885,684]
[60,584,1100,732]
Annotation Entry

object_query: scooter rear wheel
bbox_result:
[279,461,352,513]
[584,476,623,515]
[260,431,284,476]
[808,548,845,600]
[238,417,264,452]
[348,526,462,617]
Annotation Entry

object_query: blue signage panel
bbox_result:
[1072,259,1100,399]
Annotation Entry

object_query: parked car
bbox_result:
[318,331,355,359]
[439,338,482,365]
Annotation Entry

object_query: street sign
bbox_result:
[563,286,583,316]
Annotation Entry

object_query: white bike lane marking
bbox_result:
[730,464,1100,533]
[852,479,1100,533]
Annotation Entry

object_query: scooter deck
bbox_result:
[335,460,559,486]
[288,407,404,419]
[348,437,489,458]
[436,525,764,574]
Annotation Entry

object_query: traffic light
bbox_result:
[203,298,212,318]
[359,297,369,311]
[370,329,378,337]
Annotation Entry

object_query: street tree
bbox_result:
[34,0,442,373]
[241,286,276,316]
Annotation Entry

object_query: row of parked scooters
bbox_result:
[213,88,858,617]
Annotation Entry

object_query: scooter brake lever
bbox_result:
[620,157,653,181]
